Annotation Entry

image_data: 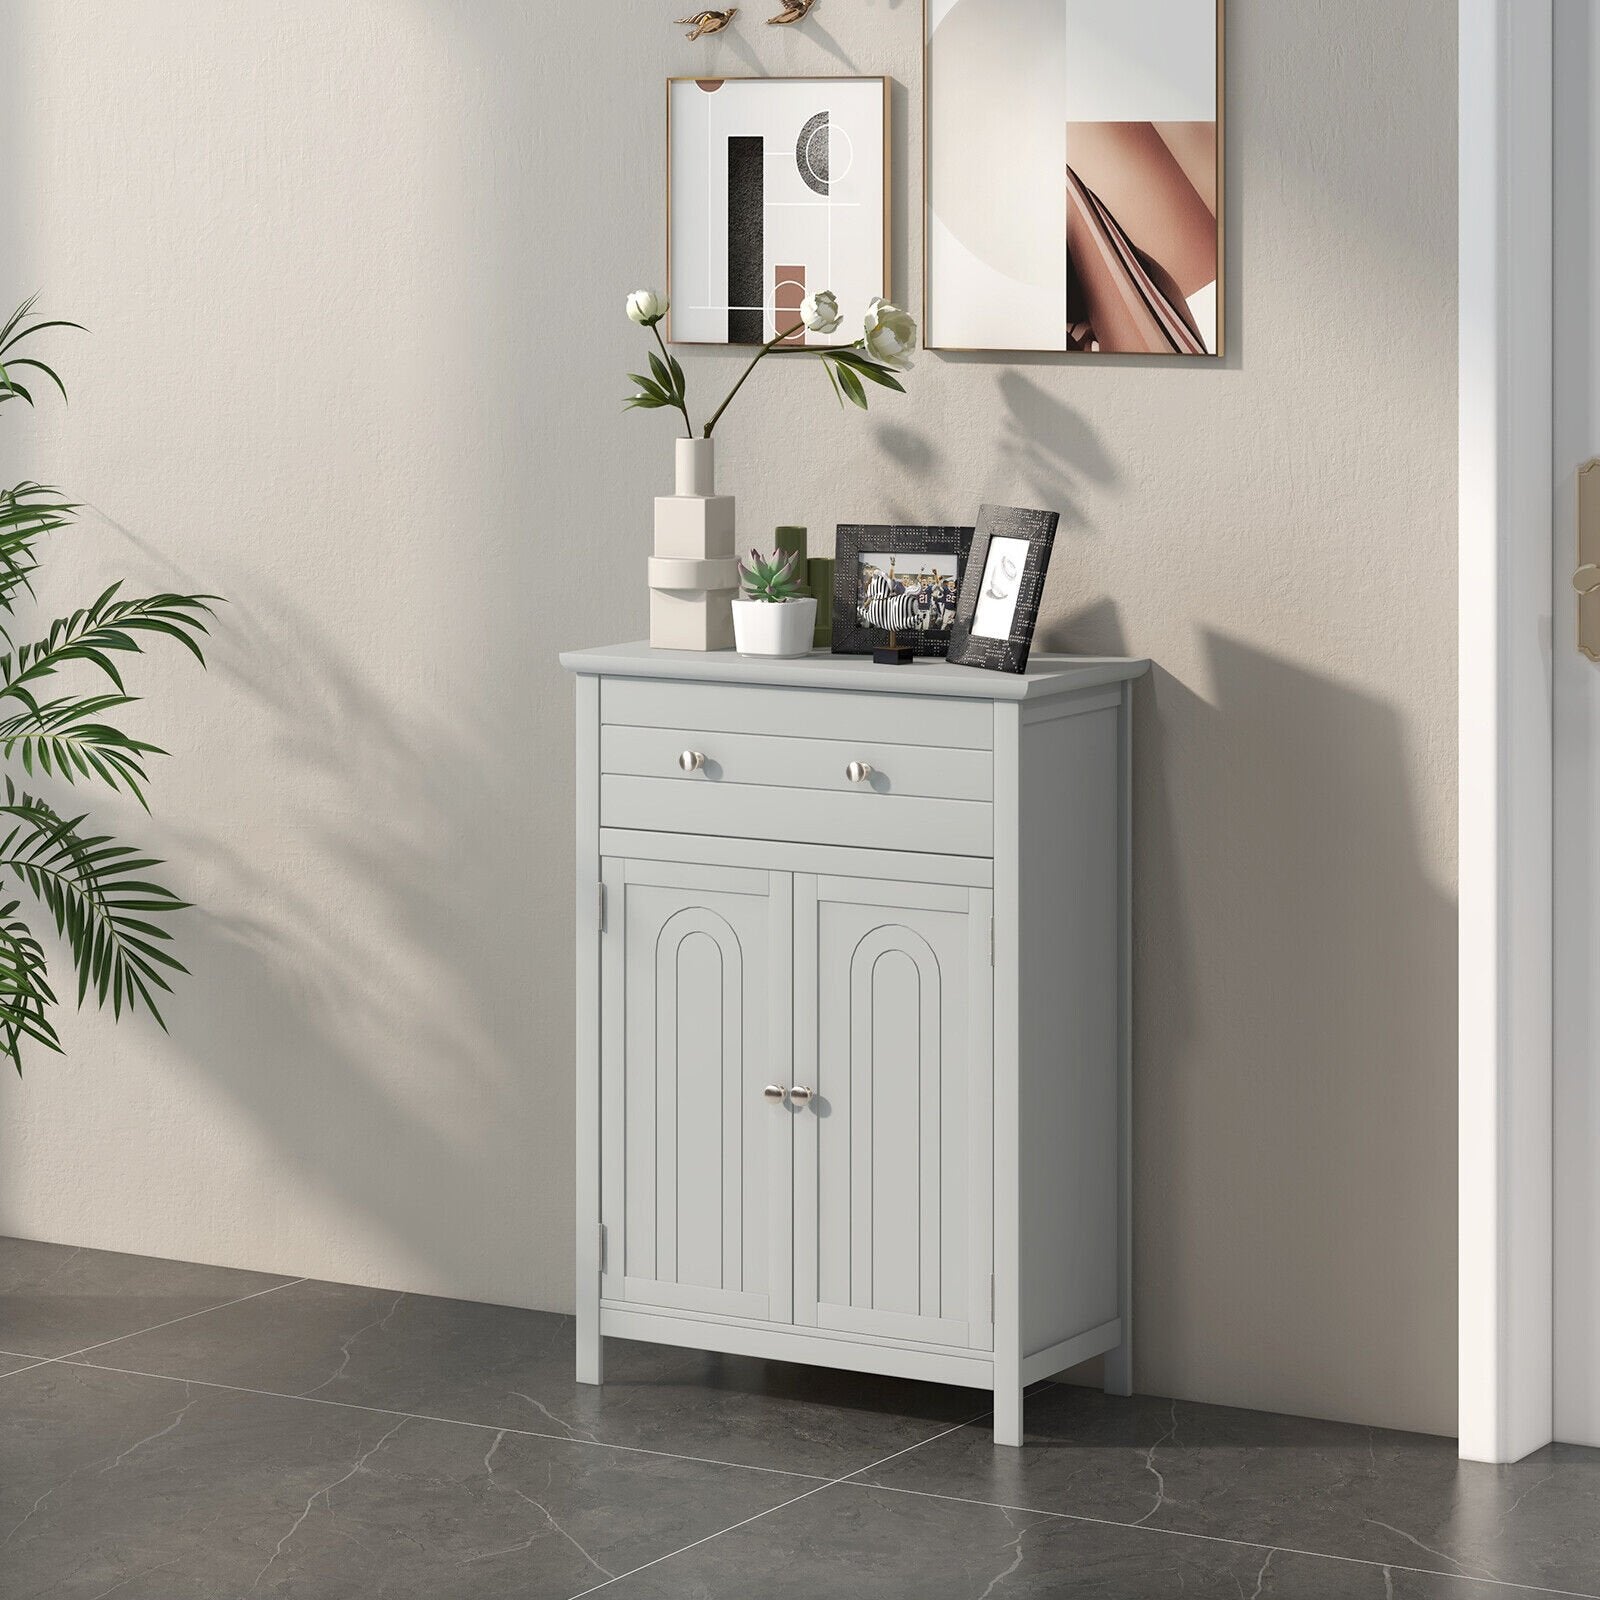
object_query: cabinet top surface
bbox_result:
[559,642,1149,701]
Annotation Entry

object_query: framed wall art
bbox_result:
[947,505,1059,673]
[831,524,972,659]
[924,0,1223,355]
[667,76,889,347]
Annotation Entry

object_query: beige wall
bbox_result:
[0,1,1457,1433]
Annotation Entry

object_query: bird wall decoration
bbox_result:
[768,0,818,21]
[676,9,738,39]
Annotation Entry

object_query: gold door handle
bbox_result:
[1580,462,1600,661]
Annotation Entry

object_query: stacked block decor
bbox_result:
[649,440,736,650]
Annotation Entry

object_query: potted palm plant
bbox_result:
[0,298,215,1070]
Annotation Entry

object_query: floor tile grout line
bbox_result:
[562,1403,1003,1599]
[0,1356,55,1382]
[0,1276,310,1376]
[829,1480,1600,1600]
[26,1352,835,1485]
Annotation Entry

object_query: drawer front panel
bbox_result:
[601,774,993,857]
[602,677,993,750]
[602,725,992,803]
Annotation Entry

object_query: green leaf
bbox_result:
[835,362,869,410]
[626,373,669,403]
[845,361,904,393]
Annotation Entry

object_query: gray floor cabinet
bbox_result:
[561,643,1148,1445]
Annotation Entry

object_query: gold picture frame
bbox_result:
[921,0,1226,356]
[665,75,892,348]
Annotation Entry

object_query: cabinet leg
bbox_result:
[1103,1339,1132,1398]
[992,1383,1024,1447]
[576,1309,603,1386]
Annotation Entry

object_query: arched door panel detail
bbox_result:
[793,874,993,1350]
[600,858,792,1323]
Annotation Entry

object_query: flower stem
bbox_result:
[702,327,792,438]
[651,324,695,438]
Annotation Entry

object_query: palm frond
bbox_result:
[1,584,217,701]
[0,295,85,408]
[0,692,164,806]
[0,482,76,625]
[0,902,61,1073]
[0,781,189,1027]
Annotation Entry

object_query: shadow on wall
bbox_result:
[995,372,1121,528]
[1037,608,1455,1421]
[1149,632,1456,1420]
[869,372,1120,529]
[90,511,545,1303]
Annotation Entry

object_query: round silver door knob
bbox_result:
[788,1085,815,1105]
[845,761,874,783]
[763,1084,786,1102]
[678,750,706,773]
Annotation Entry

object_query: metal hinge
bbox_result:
[598,1224,607,1272]
[597,883,607,934]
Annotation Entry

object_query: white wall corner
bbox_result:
[1457,0,1556,1464]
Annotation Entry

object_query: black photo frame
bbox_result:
[831,524,972,659]
[947,505,1060,674]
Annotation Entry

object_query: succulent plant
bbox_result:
[736,549,804,604]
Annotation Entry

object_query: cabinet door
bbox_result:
[600,858,792,1323]
[793,875,993,1349]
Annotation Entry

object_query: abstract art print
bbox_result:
[924,0,1222,355]
[668,77,888,346]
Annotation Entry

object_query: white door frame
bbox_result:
[1457,0,1555,1464]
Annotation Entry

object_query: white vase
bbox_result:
[650,436,736,650]
[675,437,717,497]
[731,597,818,659]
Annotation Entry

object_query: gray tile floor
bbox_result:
[2,1238,1596,1599]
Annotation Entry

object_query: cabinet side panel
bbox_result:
[1019,704,1121,1358]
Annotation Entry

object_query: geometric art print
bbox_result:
[668,77,889,347]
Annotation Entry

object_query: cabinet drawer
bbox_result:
[601,725,992,802]
[602,677,993,750]
[601,774,992,856]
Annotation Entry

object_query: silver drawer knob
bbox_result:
[678,749,705,773]
[788,1085,815,1106]
[763,1084,786,1102]
[844,760,874,784]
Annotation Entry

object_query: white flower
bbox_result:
[799,289,842,334]
[626,289,669,327]
[862,297,917,370]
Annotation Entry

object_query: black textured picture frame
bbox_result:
[830,524,973,658]
[947,505,1060,674]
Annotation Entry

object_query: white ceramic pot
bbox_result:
[731,596,817,658]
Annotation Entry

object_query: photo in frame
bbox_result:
[947,505,1060,673]
[667,76,889,347]
[831,525,973,658]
